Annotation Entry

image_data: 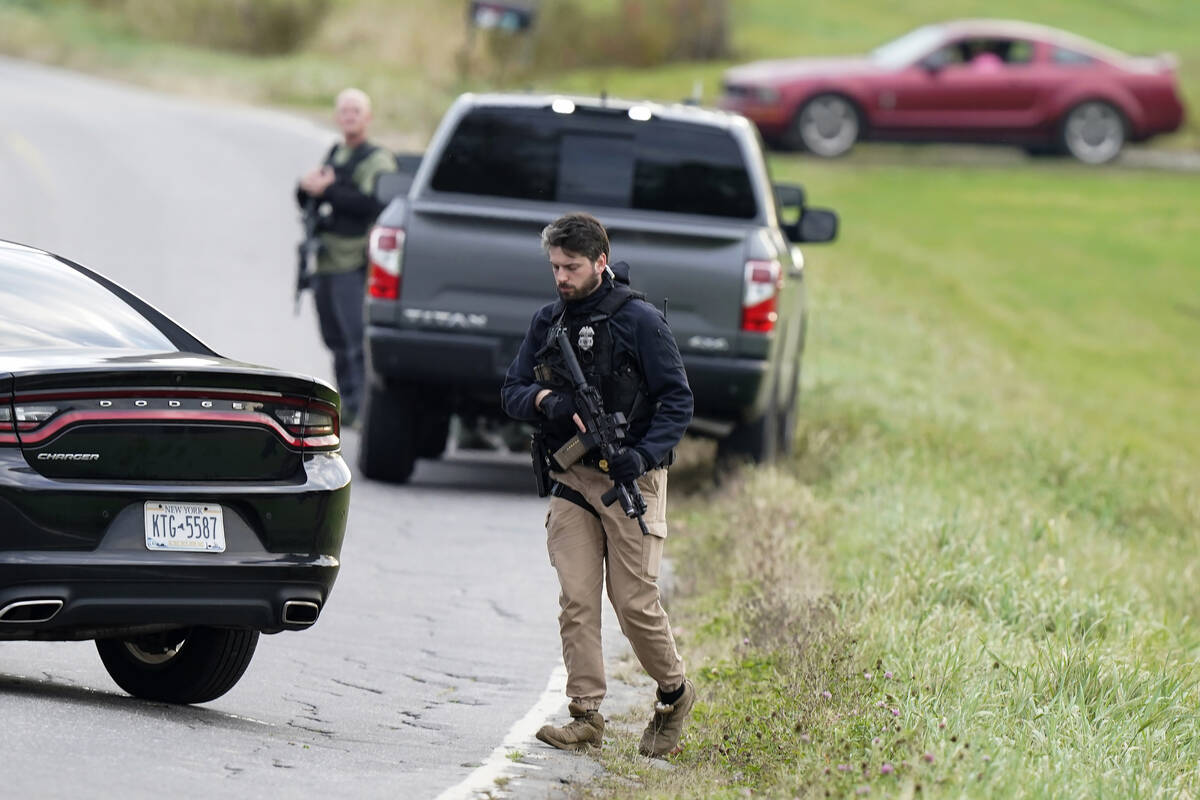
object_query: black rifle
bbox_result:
[295,197,321,314]
[554,329,650,536]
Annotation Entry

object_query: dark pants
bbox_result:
[312,267,366,416]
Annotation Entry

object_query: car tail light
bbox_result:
[273,402,340,450]
[0,406,15,445]
[368,225,405,300]
[6,392,339,452]
[741,259,783,333]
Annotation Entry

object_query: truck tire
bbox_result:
[717,393,780,465]
[358,382,418,483]
[96,627,258,705]
[777,369,801,456]
[417,413,451,460]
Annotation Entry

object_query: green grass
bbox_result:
[590,161,1200,797]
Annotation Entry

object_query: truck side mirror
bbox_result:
[793,208,838,243]
[375,153,424,204]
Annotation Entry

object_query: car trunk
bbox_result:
[8,355,330,482]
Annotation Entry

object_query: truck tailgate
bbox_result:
[399,200,748,347]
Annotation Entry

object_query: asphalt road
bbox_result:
[0,57,596,799]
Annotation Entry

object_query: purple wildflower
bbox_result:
[881,764,895,775]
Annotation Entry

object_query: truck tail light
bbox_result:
[368,225,405,300]
[741,259,782,333]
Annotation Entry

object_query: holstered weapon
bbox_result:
[530,432,551,498]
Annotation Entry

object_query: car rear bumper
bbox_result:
[0,555,337,639]
[0,449,350,639]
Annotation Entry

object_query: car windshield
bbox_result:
[0,248,178,352]
[870,25,946,69]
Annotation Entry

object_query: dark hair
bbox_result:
[540,212,609,262]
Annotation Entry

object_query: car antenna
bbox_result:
[600,90,607,107]
[663,297,669,321]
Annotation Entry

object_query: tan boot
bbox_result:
[638,679,695,758]
[536,701,605,752]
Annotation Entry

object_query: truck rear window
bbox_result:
[431,107,758,219]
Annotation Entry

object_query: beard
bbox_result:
[559,269,603,301]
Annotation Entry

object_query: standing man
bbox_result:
[296,87,396,425]
[501,212,696,758]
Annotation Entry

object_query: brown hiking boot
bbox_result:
[639,679,696,758]
[536,701,605,752]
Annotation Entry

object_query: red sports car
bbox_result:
[720,20,1185,163]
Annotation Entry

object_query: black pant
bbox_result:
[312,267,365,416]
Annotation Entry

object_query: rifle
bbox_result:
[295,197,321,314]
[553,328,651,536]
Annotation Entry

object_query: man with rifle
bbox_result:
[501,212,696,758]
[296,88,396,426]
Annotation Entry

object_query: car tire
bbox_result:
[788,94,860,157]
[1060,101,1126,164]
[96,627,259,705]
[358,381,418,483]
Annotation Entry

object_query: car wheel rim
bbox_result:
[799,97,857,156]
[123,635,186,665]
[1065,103,1123,163]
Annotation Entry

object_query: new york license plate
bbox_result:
[144,502,226,552]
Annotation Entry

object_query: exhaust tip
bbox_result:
[282,600,320,627]
[0,599,64,624]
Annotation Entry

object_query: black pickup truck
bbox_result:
[359,93,838,483]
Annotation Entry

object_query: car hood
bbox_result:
[724,56,879,87]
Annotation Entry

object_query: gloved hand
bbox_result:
[608,447,647,484]
[539,391,576,421]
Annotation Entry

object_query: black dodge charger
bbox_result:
[0,240,350,704]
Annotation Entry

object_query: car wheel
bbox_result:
[358,381,418,483]
[1061,101,1126,164]
[96,627,259,705]
[789,94,860,157]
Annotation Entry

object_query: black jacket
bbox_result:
[501,276,693,468]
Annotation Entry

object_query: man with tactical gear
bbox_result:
[501,212,696,758]
[296,88,396,425]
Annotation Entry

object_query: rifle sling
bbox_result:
[550,481,599,519]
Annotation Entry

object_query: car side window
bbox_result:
[1053,47,1096,65]
[0,249,178,352]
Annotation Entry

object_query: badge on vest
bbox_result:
[578,325,595,352]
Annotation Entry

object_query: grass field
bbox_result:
[576,159,1199,798]
[2,2,1198,797]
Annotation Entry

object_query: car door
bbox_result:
[877,37,1041,135]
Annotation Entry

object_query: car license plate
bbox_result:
[144,502,226,553]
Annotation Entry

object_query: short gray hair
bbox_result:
[541,212,609,262]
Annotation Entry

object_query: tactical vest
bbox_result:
[534,283,650,448]
[321,142,380,237]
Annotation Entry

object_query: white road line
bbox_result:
[434,664,567,800]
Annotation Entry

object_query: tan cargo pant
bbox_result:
[546,463,685,711]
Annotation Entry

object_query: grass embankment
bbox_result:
[1,0,1197,149]
[592,163,1200,797]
